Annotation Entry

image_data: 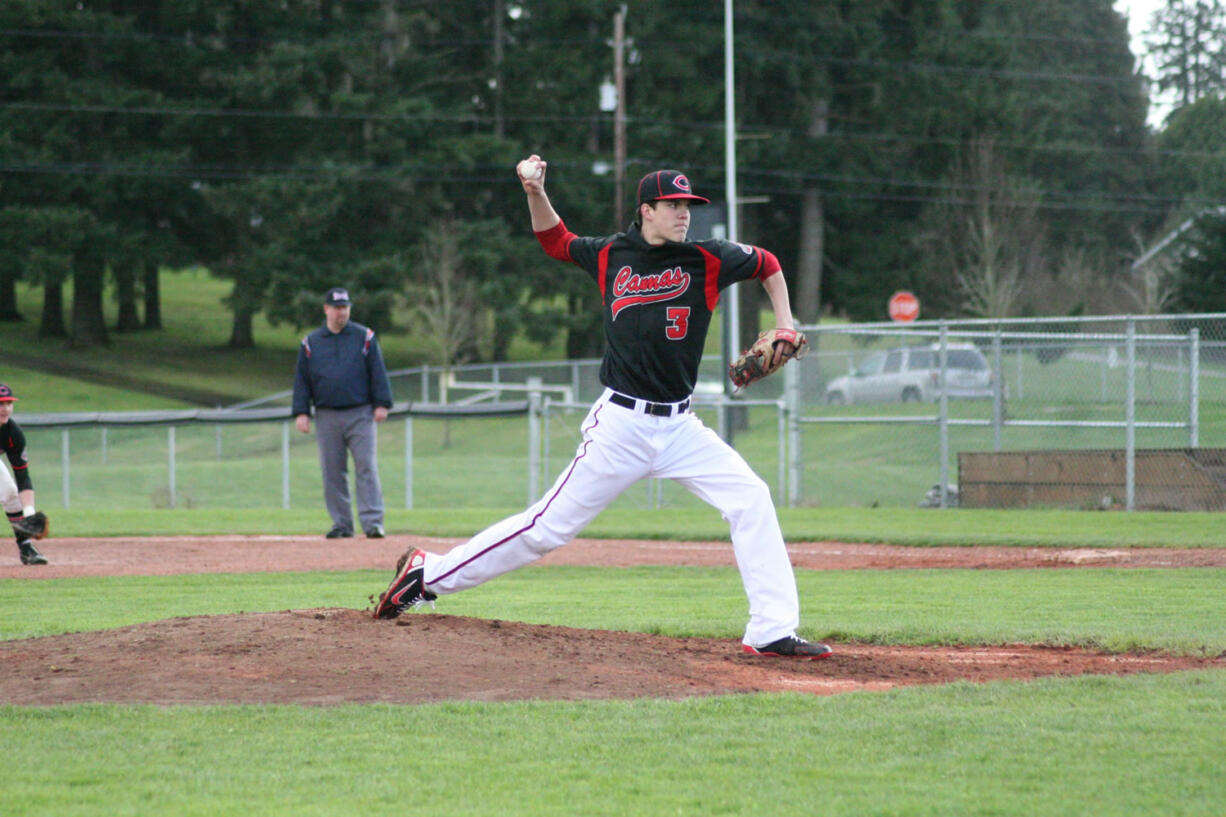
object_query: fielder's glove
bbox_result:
[12,511,49,540]
[728,328,808,391]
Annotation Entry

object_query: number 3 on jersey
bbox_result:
[665,306,690,340]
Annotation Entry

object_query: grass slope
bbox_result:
[2,269,564,407]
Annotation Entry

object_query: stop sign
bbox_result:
[888,290,920,322]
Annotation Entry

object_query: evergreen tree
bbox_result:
[1146,0,1226,109]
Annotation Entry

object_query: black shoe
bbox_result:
[325,527,354,539]
[743,635,832,660]
[373,548,436,619]
[365,524,385,539]
[17,539,47,566]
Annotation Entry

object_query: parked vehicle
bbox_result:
[823,343,995,404]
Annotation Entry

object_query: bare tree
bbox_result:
[930,137,1045,318]
[408,218,482,445]
[1121,229,1179,314]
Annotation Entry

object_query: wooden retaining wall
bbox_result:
[957,448,1226,511]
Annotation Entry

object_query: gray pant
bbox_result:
[314,405,384,534]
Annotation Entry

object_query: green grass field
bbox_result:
[3,273,1226,815]
[1,559,1224,816]
[3,508,1226,816]
[4,673,1225,817]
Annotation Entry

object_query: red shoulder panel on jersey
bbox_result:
[696,245,722,312]
[535,220,575,262]
[597,243,613,302]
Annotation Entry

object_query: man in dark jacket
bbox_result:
[293,287,394,539]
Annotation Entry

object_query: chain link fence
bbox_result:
[20,404,534,511]
[790,314,1226,510]
[14,313,1226,512]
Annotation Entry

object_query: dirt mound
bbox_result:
[2,609,1219,706]
[2,535,1223,706]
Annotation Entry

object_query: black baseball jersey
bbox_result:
[1,417,32,492]
[538,221,780,403]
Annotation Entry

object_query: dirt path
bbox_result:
[5,535,1225,580]
[2,535,1222,705]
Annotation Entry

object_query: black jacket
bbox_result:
[292,321,394,415]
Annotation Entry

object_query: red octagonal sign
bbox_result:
[888,290,920,323]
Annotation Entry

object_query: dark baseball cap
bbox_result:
[636,169,710,207]
[324,287,352,306]
[0,383,16,402]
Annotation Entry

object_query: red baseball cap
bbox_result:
[0,383,16,402]
[636,170,710,207]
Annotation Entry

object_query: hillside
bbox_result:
[0,269,443,411]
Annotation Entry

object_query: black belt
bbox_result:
[609,392,690,417]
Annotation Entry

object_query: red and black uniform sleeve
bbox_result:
[703,239,782,290]
[534,220,578,262]
[1,419,32,492]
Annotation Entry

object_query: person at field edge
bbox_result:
[0,384,48,565]
[372,157,831,660]
[293,287,394,539]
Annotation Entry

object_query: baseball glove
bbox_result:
[728,328,808,391]
[11,511,49,540]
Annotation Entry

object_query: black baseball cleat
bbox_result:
[365,524,385,539]
[325,527,354,539]
[17,539,47,566]
[373,548,436,619]
[742,635,833,660]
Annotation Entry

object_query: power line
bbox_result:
[1,159,1211,217]
[0,100,504,123]
[0,19,1156,88]
[6,99,1224,163]
[0,8,1149,51]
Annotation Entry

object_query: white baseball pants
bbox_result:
[0,461,22,515]
[423,388,801,647]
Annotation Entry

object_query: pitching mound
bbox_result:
[2,608,1219,706]
[2,535,1223,705]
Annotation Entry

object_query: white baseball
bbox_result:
[518,159,543,180]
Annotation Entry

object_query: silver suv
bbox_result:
[823,343,995,404]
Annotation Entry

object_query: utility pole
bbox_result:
[613,6,627,225]
[721,0,739,442]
